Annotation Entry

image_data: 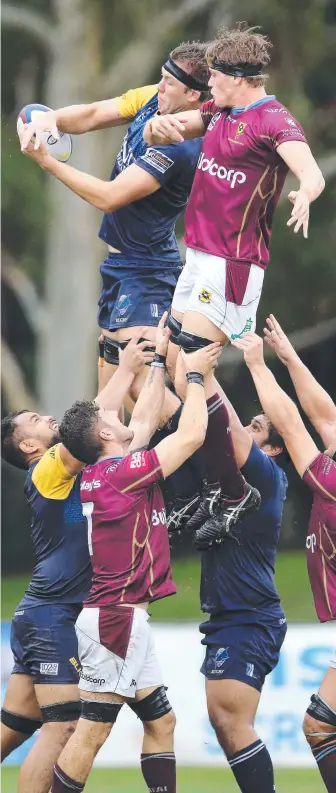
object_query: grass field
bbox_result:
[0,766,324,793]
[1,550,316,622]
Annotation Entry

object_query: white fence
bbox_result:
[1,621,335,767]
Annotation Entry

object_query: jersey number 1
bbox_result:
[82,501,94,556]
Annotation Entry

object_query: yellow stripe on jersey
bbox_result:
[115,85,158,119]
[32,444,77,500]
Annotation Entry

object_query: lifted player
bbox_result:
[234,326,336,793]
[0,339,153,793]
[50,339,221,793]
[19,42,209,388]
[143,24,324,378]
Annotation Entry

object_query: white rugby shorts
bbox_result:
[76,606,163,697]
[172,248,264,339]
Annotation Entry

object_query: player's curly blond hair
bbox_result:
[206,23,272,87]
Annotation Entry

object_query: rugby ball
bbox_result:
[17,103,72,162]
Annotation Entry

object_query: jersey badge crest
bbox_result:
[198,287,212,304]
[236,122,247,138]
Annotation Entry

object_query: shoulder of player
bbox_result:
[31,444,77,500]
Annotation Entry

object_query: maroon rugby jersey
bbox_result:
[303,453,336,622]
[80,449,176,607]
[184,96,307,268]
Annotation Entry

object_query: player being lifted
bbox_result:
[19,42,209,390]
[0,340,154,793]
[49,329,221,793]
[233,321,336,793]
[143,24,324,360]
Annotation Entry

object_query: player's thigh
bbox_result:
[318,664,336,709]
[206,677,260,726]
[2,673,41,719]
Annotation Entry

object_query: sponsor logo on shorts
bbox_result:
[80,673,106,685]
[151,303,159,318]
[130,679,136,688]
[117,294,132,317]
[197,153,246,188]
[40,662,59,676]
[141,147,174,174]
[230,317,253,341]
[198,288,212,304]
[246,662,257,679]
[14,610,24,616]
[306,532,317,553]
[69,656,81,674]
[210,647,230,674]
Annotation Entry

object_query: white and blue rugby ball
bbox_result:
[17,103,72,162]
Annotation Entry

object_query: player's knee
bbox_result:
[144,707,176,740]
[40,718,76,745]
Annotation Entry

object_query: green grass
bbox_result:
[0,766,324,792]
[1,551,316,623]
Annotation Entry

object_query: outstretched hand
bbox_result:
[263,314,296,364]
[118,329,154,374]
[231,331,265,367]
[287,189,310,238]
[155,312,171,356]
[18,118,50,168]
[180,342,222,376]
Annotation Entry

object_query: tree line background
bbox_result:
[2,0,336,572]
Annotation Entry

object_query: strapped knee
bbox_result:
[304,693,336,742]
[128,685,172,722]
[1,707,42,735]
[166,314,182,345]
[177,330,216,354]
[40,700,82,723]
[80,699,123,724]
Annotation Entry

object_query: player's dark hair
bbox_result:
[1,410,30,470]
[59,400,103,465]
[266,420,284,451]
[206,22,272,87]
[170,41,210,102]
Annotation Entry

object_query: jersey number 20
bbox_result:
[82,501,94,556]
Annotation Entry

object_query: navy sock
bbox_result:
[51,764,84,793]
[312,734,336,792]
[141,751,176,793]
[227,739,275,793]
[205,395,245,498]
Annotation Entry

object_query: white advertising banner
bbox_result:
[1,621,335,767]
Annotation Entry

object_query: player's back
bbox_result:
[81,449,176,607]
[200,442,287,633]
[98,86,202,261]
[20,444,91,609]
[303,452,336,622]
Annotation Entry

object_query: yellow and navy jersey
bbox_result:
[98,85,202,262]
[20,444,91,608]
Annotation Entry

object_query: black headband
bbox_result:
[163,57,209,92]
[211,59,265,77]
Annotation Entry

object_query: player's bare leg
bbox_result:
[206,679,275,793]
[1,674,42,761]
[51,689,124,792]
[134,686,176,793]
[173,311,228,401]
[17,683,80,793]
[303,665,336,792]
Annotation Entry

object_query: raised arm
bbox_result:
[143,109,205,145]
[127,315,171,451]
[20,85,157,150]
[19,131,162,213]
[276,141,324,238]
[264,314,336,448]
[232,333,319,478]
[154,345,221,478]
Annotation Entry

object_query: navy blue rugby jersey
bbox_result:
[19,444,91,609]
[200,442,288,630]
[98,85,202,263]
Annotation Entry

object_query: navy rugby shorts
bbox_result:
[98,253,182,331]
[200,618,287,692]
[11,604,82,685]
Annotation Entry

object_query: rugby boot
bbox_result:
[167,493,201,537]
[184,483,222,533]
[193,483,261,551]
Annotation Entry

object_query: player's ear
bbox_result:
[19,438,39,455]
[99,426,114,442]
[263,443,283,458]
